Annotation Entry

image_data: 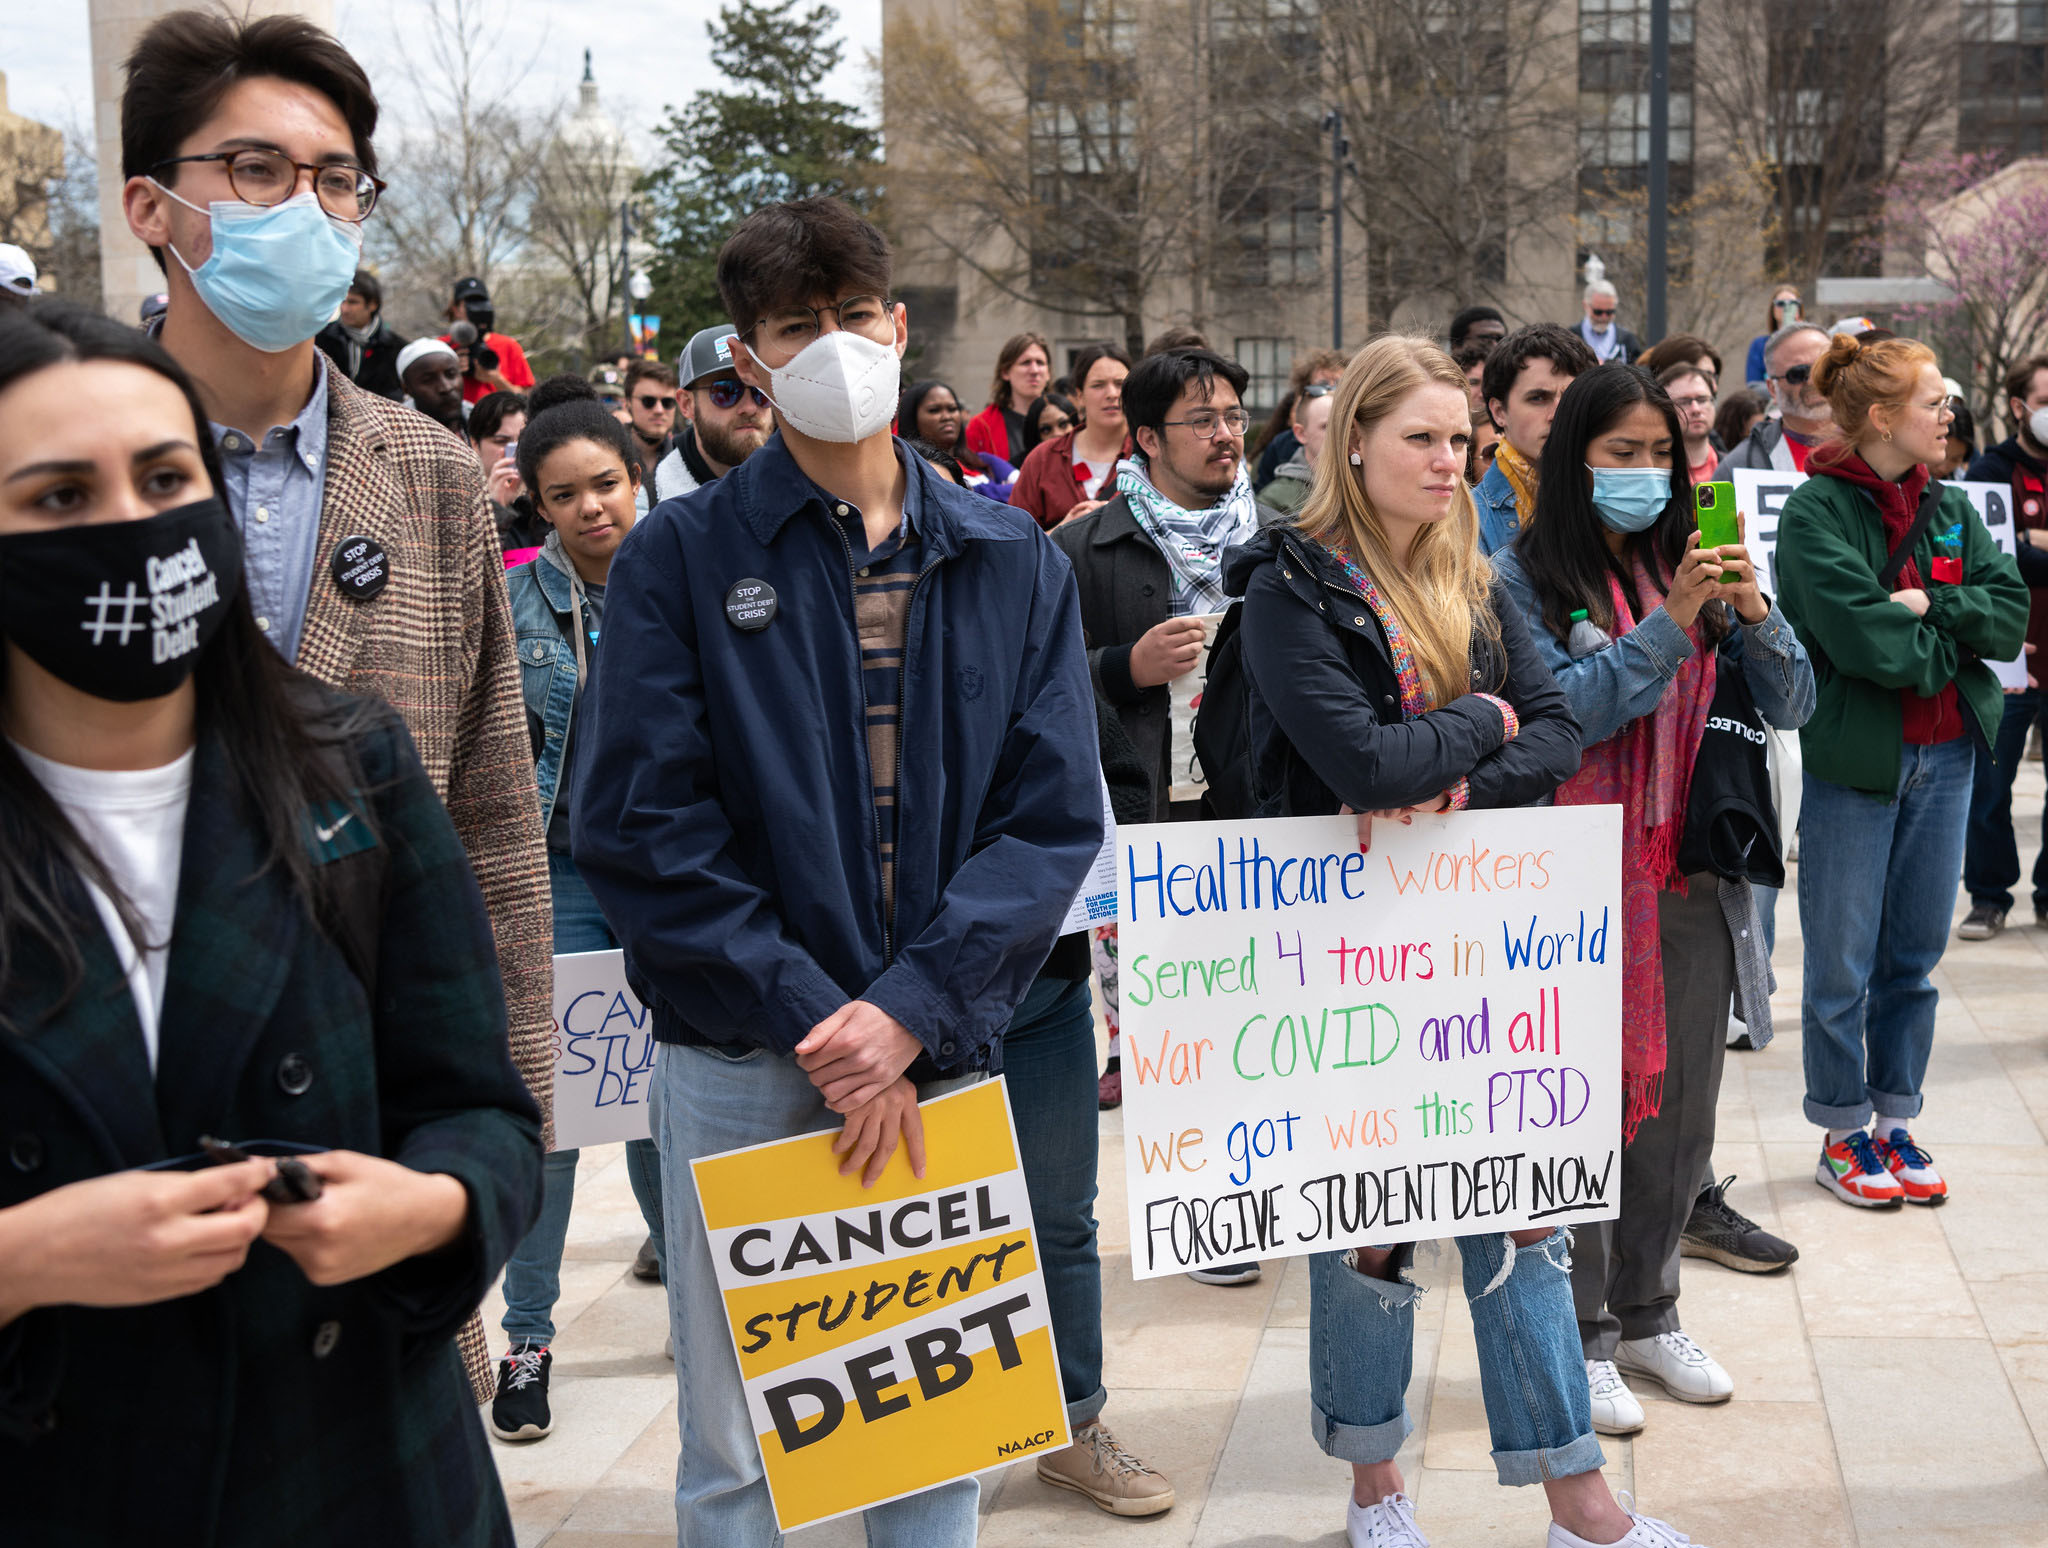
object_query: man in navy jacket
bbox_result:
[571,196,1101,1547]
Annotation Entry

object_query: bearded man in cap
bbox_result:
[651,323,775,503]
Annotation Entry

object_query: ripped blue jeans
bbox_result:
[1308,1229,1603,1486]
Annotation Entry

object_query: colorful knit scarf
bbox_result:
[1493,437,1540,530]
[1320,540,1478,811]
[1552,554,1718,1143]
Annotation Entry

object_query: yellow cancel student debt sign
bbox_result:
[691,1078,1069,1530]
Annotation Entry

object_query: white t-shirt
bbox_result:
[1077,457,1115,495]
[13,741,194,1074]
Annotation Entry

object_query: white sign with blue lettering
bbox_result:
[550,949,655,1150]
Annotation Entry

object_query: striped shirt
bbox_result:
[823,460,925,935]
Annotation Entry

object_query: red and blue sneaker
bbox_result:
[1816,1131,1904,1209]
[1875,1128,1948,1205]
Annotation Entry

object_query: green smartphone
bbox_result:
[1694,479,1741,583]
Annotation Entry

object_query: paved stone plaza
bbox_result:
[489,767,2048,1548]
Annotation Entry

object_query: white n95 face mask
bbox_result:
[756,328,901,443]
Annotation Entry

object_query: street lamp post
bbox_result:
[1646,0,1670,341]
[1325,109,1348,350]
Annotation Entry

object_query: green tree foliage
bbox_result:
[640,0,882,334]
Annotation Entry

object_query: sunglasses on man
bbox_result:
[704,378,772,411]
[636,394,676,411]
[1772,364,1813,387]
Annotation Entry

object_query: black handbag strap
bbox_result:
[1875,478,1945,592]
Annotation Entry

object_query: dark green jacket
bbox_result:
[1777,473,2028,796]
[0,703,542,1547]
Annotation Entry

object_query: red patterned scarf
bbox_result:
[1553,553,1718,1142]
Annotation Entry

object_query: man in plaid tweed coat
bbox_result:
[119,10,553,1399]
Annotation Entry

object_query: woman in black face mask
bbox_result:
[0,304,542,1546]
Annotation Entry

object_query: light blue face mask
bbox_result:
[1585,465,1673,533]
[152,184,363,353]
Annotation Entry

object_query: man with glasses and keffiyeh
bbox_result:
[652,324,775,504]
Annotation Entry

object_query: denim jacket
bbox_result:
[1476,461,1521,557]
[504,533,583,831]
[1491,547,1817,747]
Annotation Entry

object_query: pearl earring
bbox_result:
[1349,451,1363,466]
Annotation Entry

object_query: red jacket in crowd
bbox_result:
[1009,430,1131,530]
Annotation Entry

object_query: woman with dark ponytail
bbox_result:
[1495,361,1813,1441]
[489,398,668,1444]
[1777,333,2026,1210]
[0,303,540,1546]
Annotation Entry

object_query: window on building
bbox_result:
[1961,2,2048,154]
[1236,337,1294,413]
[1026,1,1140,291]
[1577,0,1696,198]
[1211,0,1325,292]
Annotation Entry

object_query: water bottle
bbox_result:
[1566,608,1612,659]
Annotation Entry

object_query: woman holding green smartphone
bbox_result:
[1494,362,1815,1441]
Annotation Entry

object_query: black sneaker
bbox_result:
[1958,903,2007,941]
[1681,1176,1799,1274]
[489,1343,553,1442]
[1186,1261,1262,1286]
[632,1234,663,1283]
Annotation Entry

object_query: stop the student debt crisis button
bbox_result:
[330,535,388,600]
[725,577,777,632]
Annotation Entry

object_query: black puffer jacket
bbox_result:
[1226,527,1581,815]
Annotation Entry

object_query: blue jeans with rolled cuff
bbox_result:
[1308,1229,1603,1486]
[1798,739,1973,1130]
[1000,973,1107,1429]
[500,852,665,1348]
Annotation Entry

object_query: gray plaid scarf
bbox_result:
[1115,454,1260,616]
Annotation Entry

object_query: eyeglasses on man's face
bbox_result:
[1162,408,1251,440]
[152,147,385,222]
[748,295,892,365]
[1589,307,1616,320]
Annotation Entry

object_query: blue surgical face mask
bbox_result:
[1585,465,1672,533]
[151,183,363,353]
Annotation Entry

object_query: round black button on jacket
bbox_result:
[10,1132,44,1173]
[277,1053,315,1096]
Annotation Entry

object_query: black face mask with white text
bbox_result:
[0,497,243,703]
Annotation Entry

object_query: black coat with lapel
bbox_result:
[0,703,541,1547]
[1050,494,1176,817]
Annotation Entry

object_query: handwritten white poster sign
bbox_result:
[1117,809,1623,1279]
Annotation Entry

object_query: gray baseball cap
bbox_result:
[679,324,742,388]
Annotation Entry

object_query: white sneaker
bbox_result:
[1585,1358,1645,1435]
[1614,1330,1733,1404]
[1348,1491,1428,1548]
[1546,1492,1707,1546]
